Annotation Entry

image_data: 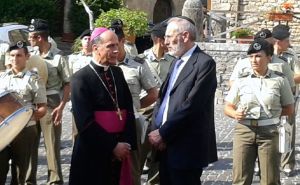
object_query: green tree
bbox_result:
[0,0,61,35]
[69,0,122,36]
[95,7,148,37]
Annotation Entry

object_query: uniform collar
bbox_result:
[118,53,130,66]
[144,48,166,62]
[80,51,92,56]
[250,69,271,78]
[34,43,61,59]
[7,68,28,78]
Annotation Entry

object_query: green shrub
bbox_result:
[69,0,121,37]
[0,0,60,35]
[230,28,253,38]
[95,8,148,37]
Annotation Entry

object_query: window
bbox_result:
[8,29,29,45]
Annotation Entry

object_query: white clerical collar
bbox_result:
[92,59,109,71]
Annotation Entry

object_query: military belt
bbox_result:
[242,117,280,127]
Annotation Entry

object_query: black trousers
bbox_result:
[159,152,203,185]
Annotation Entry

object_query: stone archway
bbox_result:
[153,0,172,23]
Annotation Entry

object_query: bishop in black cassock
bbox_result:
[69,28,136,185]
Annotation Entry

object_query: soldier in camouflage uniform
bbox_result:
[27,19,71,185]
[272,25,300,176]
[0,41,47,185]
[138,22,174,185]
[225,39,294,185]
[68,29,92,143]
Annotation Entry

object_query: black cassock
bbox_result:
[69,61,136,185]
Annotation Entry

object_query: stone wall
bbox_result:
[210,0,300,44]
[197,42,300,104]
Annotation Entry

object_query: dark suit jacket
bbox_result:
[153,46,218,169]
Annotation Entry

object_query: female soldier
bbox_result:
[224,38,294,185]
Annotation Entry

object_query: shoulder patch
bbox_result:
[133,56,145,64]
[26,70,39,80]
[274,71,285,77]
[238,71,250,78]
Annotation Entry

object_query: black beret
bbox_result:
[150,22,167,38]
[273,24,290,32]
[9,41,27,51]
[79,29,91,39]
[28,19,49,32]
[247,38,273,55]
[272,28,290,40]
[109,25,124,38]
[254,29,272,39]
[111,19,123,28]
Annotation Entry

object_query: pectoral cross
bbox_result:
[116,107,122,120]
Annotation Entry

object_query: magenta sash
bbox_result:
[94,110,127,133]
[94,110,133,185]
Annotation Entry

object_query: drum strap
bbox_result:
[24,71,31,83]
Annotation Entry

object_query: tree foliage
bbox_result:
[95,7,148,37]
[0,0,61,35]
[69,0,122,36]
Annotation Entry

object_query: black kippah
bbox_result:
[176,15,195,26]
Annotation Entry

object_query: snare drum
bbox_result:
[0,90,33,151]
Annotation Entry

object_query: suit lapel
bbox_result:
[160,58,177,97]
[171,47,200,93]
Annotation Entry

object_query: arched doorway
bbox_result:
[153,0,172,23]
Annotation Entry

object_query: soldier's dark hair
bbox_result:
[33,31,49,41]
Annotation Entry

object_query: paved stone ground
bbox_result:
[5,103,300,184]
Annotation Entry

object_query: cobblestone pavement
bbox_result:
[5,103,300,184]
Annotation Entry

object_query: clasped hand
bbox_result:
[148,129,166,151]
[113,142,131,161]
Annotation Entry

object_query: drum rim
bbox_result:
[0,90,16,98]
[0,105,33,128]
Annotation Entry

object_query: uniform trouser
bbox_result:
[232,123,280,185]
[26,108,63,185]
[140,127,160,185]
[26,122,40,185]
[71,114,78,145]
[281,112,296,170]
[139,106,159,185]
[0,125,37,185]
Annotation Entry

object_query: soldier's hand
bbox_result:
[113,142,131,161]
[234,110,246,122]
[51,106,63,125]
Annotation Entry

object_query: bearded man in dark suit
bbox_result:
[149,16,218,185]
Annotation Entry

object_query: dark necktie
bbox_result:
[155,59,183,127]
